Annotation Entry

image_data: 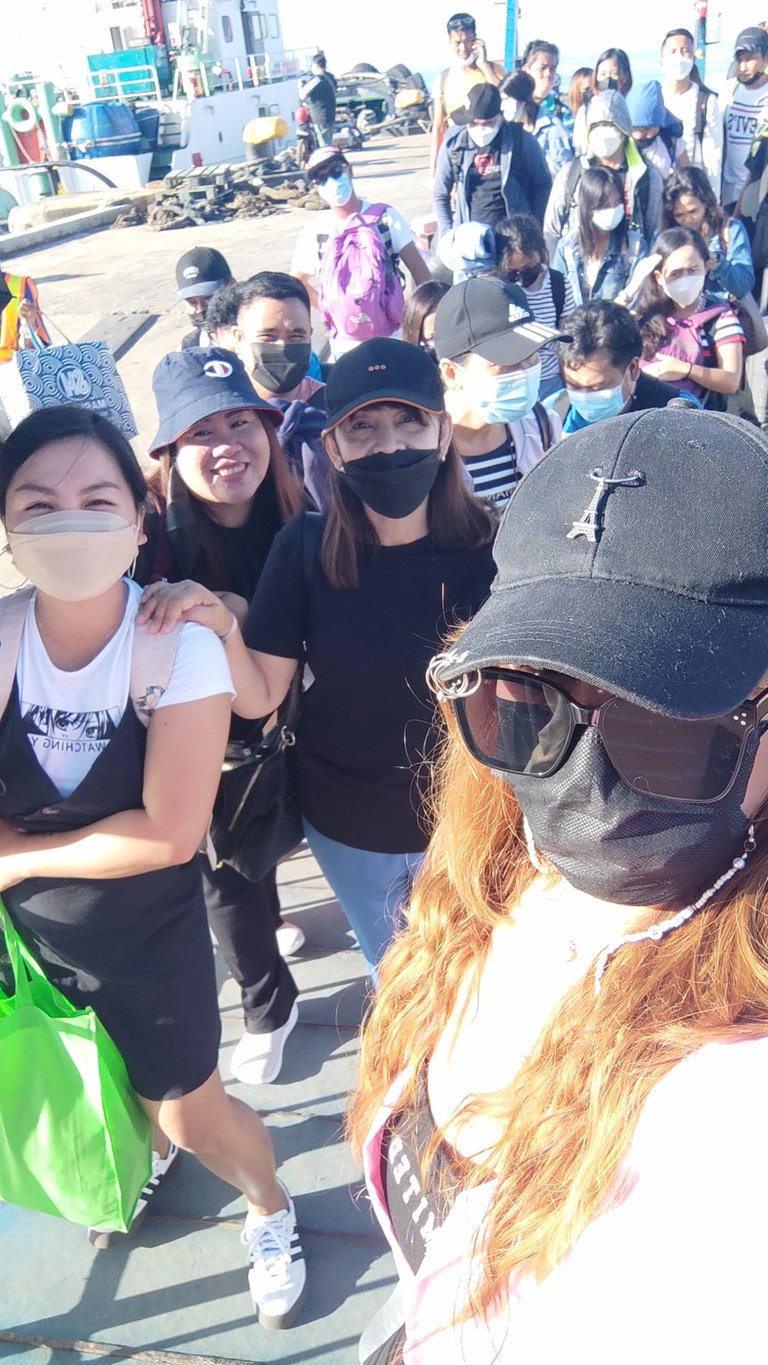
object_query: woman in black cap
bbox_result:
[139,338,495,976]
[347,406,768,1363]
[140,347,304,1090]
[0,404,305,1329]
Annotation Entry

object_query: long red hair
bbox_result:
[348,691,768,1321]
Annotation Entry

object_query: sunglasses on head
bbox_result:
[448,13,476,30]
[446,667,768,804]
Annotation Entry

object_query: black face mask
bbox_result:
[634,135,656,149]
[741,70,766,85]
[596,75,619,91]
[339,446,442,519]
[190,309,207,331]
[499,727,758,907]
[506,266,541,288]
[250,341,311,394]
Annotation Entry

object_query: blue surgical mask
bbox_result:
[567,381,628,423]
[462,360,542,423]
[317,172,354,208]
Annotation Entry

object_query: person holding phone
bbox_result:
[429,13,503,177]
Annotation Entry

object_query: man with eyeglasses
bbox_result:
[291,146,430,359]
[429,12,503,179]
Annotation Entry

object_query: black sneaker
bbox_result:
[88,1143,180,1249]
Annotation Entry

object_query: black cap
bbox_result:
[430,408,768,718]
[735,25,768,54]
[324,337,445,429]
[434,276,570,364]
[149,347,281,455]
[175,247,232,302]
[453,83,502,123]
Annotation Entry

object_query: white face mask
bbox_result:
[501,97,522,122]
[592,203,625,232]
[588,125,625,158]
[468,121,500,148]
[6,510,140,602]
[661,54,694,81]
[662,271,706,307]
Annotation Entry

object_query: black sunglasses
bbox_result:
[308,161,346,186]
[447,667,768,804]
[448,14,476,31]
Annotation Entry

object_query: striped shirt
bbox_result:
[521,267,575,383]
[461,408,564,509]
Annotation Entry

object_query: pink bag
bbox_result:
[318,204,405,342]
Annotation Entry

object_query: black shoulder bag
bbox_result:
[207,513,323,884]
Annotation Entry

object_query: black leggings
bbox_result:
[200,859,297,1033]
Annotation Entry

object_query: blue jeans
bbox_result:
[303,819,424,974]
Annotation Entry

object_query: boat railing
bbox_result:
[87,65,163,103]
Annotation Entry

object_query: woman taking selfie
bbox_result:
[138,338,495,977]
[141,347,304,1087]
[0,405,305,1329]
[349,406,768,1364]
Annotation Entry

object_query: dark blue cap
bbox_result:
[149,347,281,456]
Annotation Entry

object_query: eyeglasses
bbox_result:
[446,667,768,803]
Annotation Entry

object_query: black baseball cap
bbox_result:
[149,347,281,455]
[175,247,232,302]
[735,25,768,54]
[430,408,768,718]
[324,337,445,429]
[453,83,502,123]
[434,276,570,365]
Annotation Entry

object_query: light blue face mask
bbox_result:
[317,172,354,208]
[463,359,542,423]
[566,381,629,423]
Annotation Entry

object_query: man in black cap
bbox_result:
[434,274,568,508]
[175,246,234,349]
[433,82,552,242]
[722,26,768,210]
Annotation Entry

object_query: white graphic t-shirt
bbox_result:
[721,79,768,205]
[17,580,234,798]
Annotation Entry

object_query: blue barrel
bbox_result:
[134,106,160,148]
[63,102,142,158]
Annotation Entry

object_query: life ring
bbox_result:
[3,98,38,133]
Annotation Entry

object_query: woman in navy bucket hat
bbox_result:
[138,347,306,1091]
[347,407,768,1363]
[138,338,495,977]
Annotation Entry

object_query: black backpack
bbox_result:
[693,84,716,156]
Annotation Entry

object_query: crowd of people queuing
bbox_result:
[4,10,768,1364]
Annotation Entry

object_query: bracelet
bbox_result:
[218,612,238,645]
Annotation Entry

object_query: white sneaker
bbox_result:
[275,920,305,956]
[242,1179,306,1329]
[231,1001,299,1085]
[89,1143,180,1248]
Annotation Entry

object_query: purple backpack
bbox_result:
[318,204,405,342]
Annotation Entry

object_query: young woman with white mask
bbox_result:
[634,227,745,408]
[552,166,647,305]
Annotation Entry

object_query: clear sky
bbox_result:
[280,0,761,89]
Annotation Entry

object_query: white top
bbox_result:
[662,82,723,197]
[720,79,768,205]
[18,580,234,798]
[291,199,413,357]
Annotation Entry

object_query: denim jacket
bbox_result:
[552,226,647,304]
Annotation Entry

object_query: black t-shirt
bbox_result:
[243,513,495,852]
[466,130,507,228]
[628,370,684,412]
[302,71,336,121]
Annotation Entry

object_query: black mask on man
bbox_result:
[250,341,312,394]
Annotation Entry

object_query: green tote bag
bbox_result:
[0,903,152,1231]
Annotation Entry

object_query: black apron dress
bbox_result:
[0,680,221,1101]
